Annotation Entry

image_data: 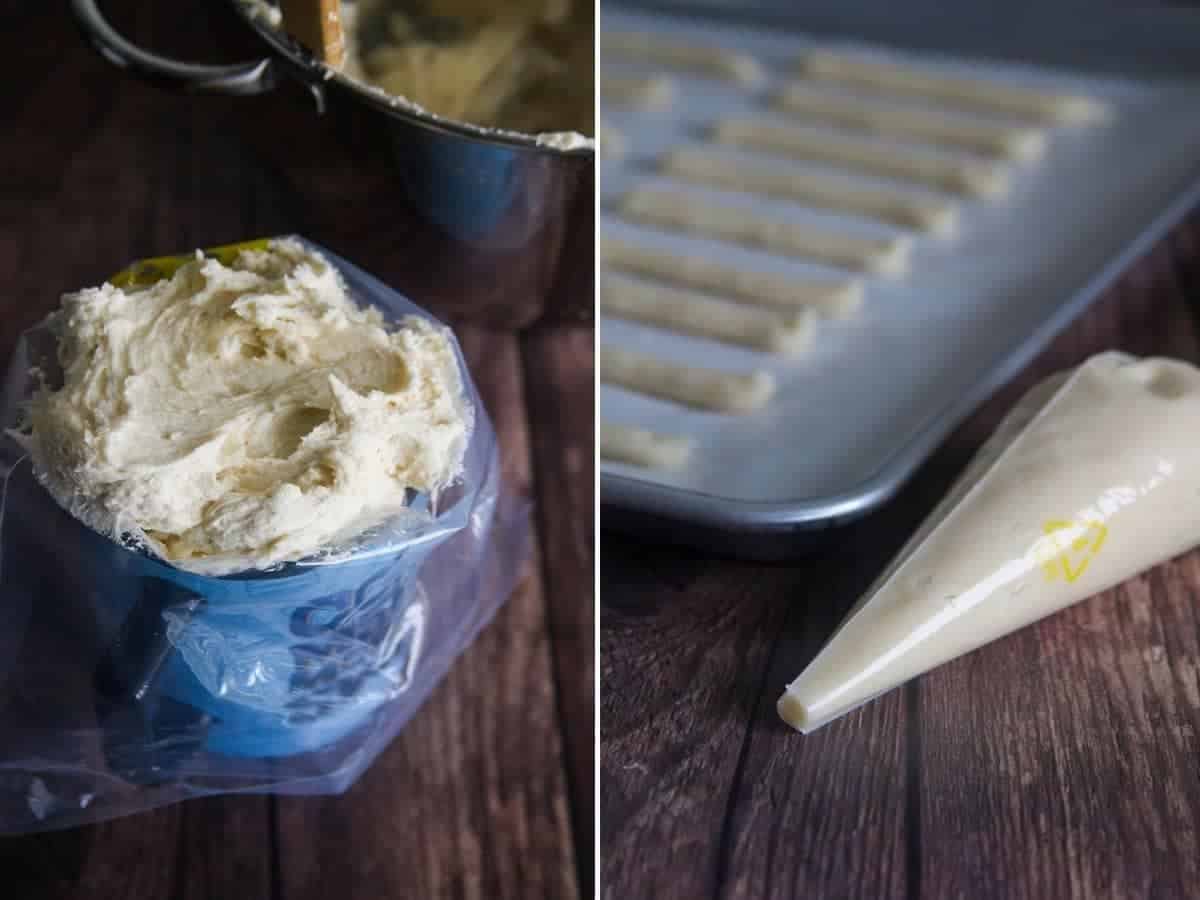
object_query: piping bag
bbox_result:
[779,352,1200,732]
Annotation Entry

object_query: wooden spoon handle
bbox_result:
[280,0,346,67]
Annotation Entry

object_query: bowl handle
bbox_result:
[70,0,277,95]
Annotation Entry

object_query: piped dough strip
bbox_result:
[713,119,1009,198]
[601,344,776,413]
[602,236,862,318]
[601,74,675,110]
[600,119,627,160]
[604,31,766,87]
[660,148,958,235]
[600,422,693,469]
[602,272,817,355]
[798,50,1110,125]
[773,83,1048,161]
[617,187,912,275]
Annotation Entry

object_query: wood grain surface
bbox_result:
[0,3,593,898]
[599,125,1200,900]
[524,326,598,888]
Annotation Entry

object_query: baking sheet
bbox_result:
[600,3,1200,534]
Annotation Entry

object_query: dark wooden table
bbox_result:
[599,156,1200,900]
[1,4,593,898]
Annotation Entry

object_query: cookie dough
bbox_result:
[714,119,1009,198]
[601,73,675,110]
[774,83,1047,161]
[600,422,693,469]
[661,148,959,234]
[604,31,766,87]
[798,50,1109,125]
[601,345,775,413]
[22,238,471,575]
[602,272,817,354]
[618,187,913,274]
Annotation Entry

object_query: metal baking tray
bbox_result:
[600,1,1200,556]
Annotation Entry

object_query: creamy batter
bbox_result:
[618,187,912,274]
[660,148,959,235]
[602,237,863,318]
[600,345,775,414]
[773,84,1048,162]
[603,31,766,87]
[602,273,818,356]
[600,422,692,470]
[779,352,1200,732]
[799,49,1110,126]
[22,239,471,576]
[713,118,1010,199]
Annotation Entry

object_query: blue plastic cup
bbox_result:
[56,480,436,761]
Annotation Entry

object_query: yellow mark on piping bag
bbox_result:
[109,238,272,288]
[1039,519,1107,583]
